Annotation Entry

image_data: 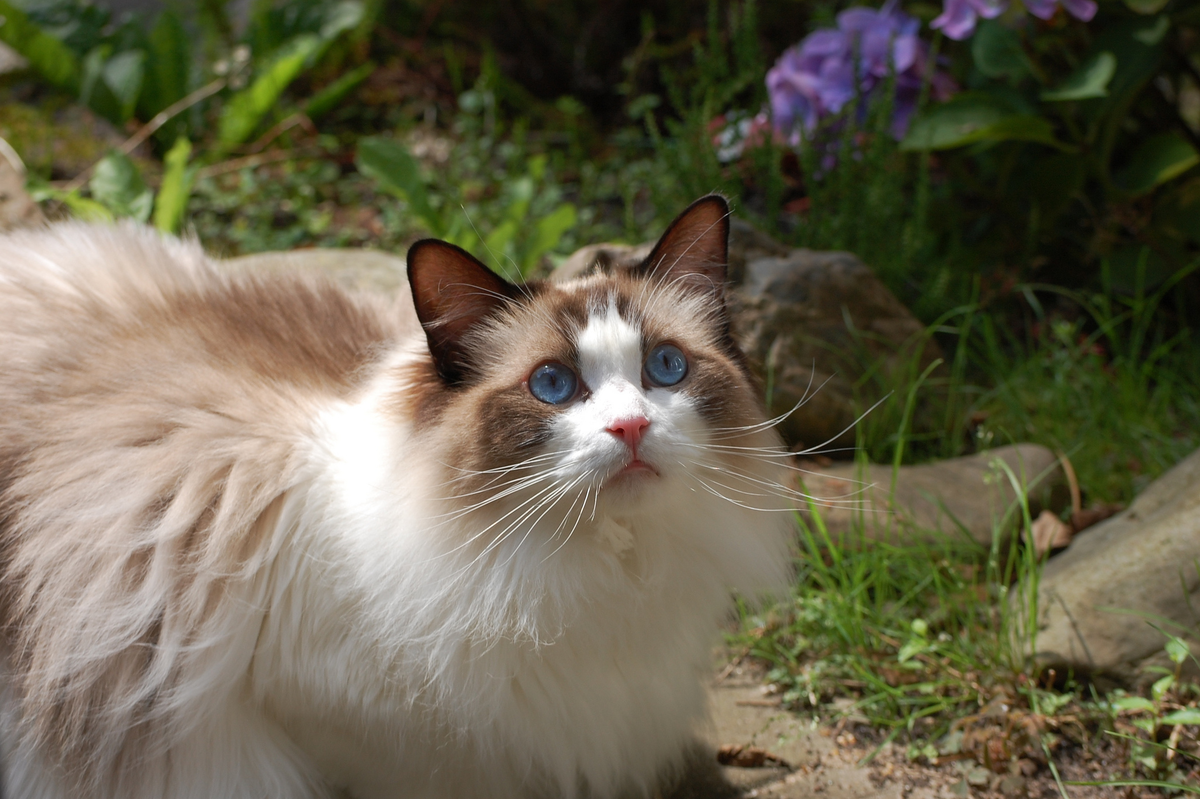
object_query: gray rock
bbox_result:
[549,217,780,284]
[797,444,1066,547]
[0,42,27,76]
[553,218,940,450]
[729,248,941,450]
[1032,447,1200,682]
[550,240,653,283]
[224,248,409,295]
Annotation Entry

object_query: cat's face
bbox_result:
[403,197,781,533]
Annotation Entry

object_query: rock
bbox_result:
[552,217,940,450]
[1031,447,1200,683]
[223,247,409,294]
[550,240,653,283]
[0,42,27,76]
[797,444,1066,547]
[729,247,942,449]
[0,144,45,231]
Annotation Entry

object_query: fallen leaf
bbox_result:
[716,744,791,769]
[1027,510,1072,556]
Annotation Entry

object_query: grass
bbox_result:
[733,280,1200,791]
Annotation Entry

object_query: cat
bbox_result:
[0,195,794,799]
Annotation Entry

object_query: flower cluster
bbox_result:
[931,0,1097,40]
[765,0,953,142]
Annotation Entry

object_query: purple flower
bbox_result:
[932,0,1097,40]
[766,0,953,141]
[930,0,1007,40]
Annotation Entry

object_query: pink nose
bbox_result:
[606,416,650,454]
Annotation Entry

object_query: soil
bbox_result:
[663,659,1141,799]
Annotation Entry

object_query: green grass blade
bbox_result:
[153,137,194,233]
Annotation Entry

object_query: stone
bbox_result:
[0,42,27,76]
[1031,447,1200,683]
[797,444,1067,547]
[223,247,409,295]
[552,217,940,450]
[0,144,45,231]
[729,247,942,450]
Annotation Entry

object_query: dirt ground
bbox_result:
[662,662,1139,799]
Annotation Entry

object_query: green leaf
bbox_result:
[1166,636,1191,665]
[355,136,441,234]
[902,96,1072,151]
[1117,133,1200,195]
[972,20,1030,80]
[217,34,323,148]
[1124,0,1169,12]
[89,150,154,223]
[153,137,193,233]
[140,10,190,136]
[1042,52,1117,101]
[1152,674,1175,701]
[27,180,113,222]
[1133,717,1159,734]
[320,1,365,39]
[898,638,926,663]
[1161,708,1200,726]
[482,219,520,266]
[501,176,535,227]
[1112,696,1157,713]
[524,203,578,276]
[103,49,145,121]
[1133,16,1169,45]
[0,0,80,92]
[304,61,375,120]
[80,46,126,124]
[1090,17,1165,118]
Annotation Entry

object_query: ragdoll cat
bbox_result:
[0,195,793,799]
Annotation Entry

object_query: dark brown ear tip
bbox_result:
[684,194,731,220]
[691,194,730,211]
[406,239,464,283]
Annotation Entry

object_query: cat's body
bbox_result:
[0,197,792,799]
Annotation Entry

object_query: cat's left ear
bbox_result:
[407,240,521,384]
[634,195,730,299]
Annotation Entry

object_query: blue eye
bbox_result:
[528,362,578,404]
[644,343,688,387]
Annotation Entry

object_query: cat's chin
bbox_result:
[600,459,660,495]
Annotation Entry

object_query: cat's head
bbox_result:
[402,196,785,534]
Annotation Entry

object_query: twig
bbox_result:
[63,79,227,193]
[242,113,318,155]
[715,645,752,683]
[195,147,325,181]
[1056,451,1081,519]
[0,136,26,176]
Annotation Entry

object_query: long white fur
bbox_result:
[0,223,792,799]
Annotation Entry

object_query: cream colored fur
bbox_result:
[0,219,792,798]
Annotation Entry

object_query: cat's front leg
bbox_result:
[1,695,331,799]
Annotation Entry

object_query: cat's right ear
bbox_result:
[407,240,520,384]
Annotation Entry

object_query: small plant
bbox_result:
[356,136,576,278]
[4,0,374,232]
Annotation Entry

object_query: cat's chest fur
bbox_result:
[0,197,792,799]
